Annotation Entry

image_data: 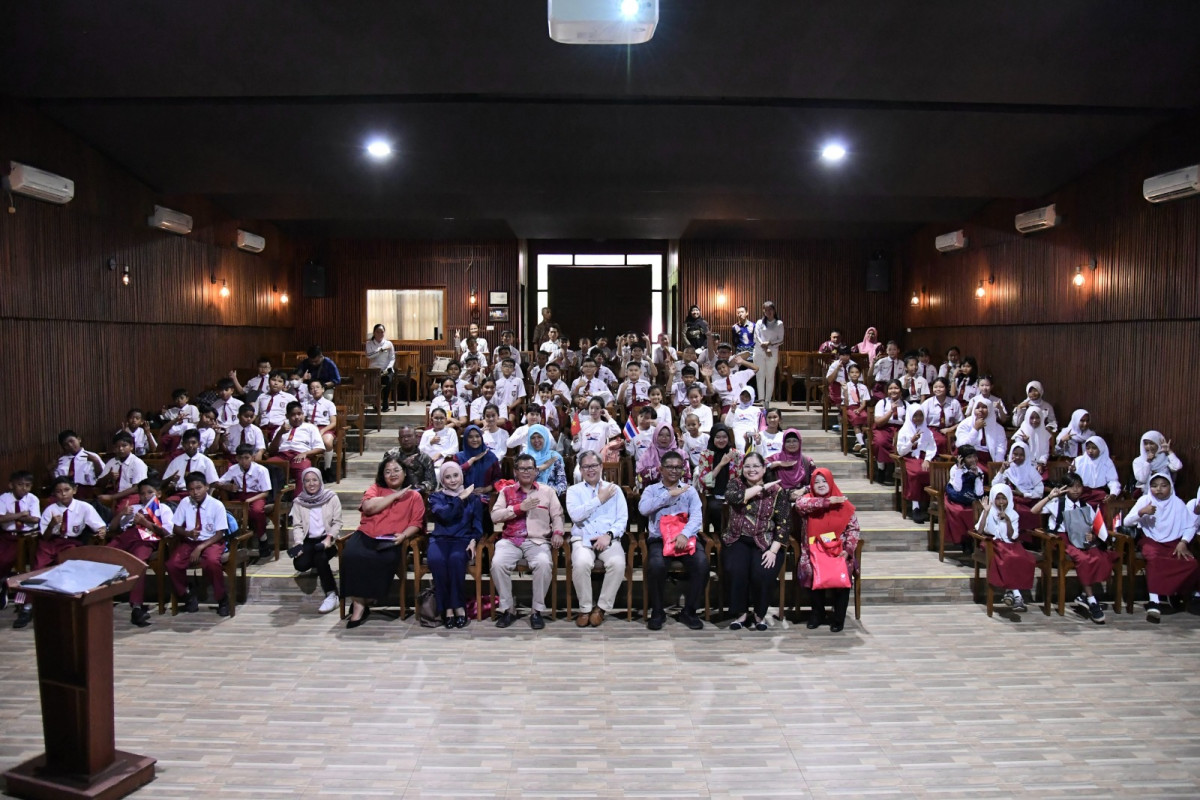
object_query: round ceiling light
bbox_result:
[821,142,847,162]
[366,139,392,159]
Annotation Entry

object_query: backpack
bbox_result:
[1056,495,1097,550]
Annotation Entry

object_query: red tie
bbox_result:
[61,509,69,537]
[186,458,193,476]
[265,395,275,415]
[310,404,318,424]
[240,427,248,445]
[242,472,248,493]
[288,428,297,442]
[115,462,123,488]
[980,429,987,447]
[194,505,202,532]
[68,456,77,481]
[726,377,732,392]
[889,362,896,380]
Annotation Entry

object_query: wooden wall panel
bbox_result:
[291,239,519,362]
[901,114,1200,494]
[0,100,295,482]
[678,240,904,351]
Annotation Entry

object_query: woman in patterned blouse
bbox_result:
[721,453,793,631]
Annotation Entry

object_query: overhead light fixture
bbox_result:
[273,284,290,304]
[107,258,130,286]
[821,143,847,162]
[366,139,392,159]
[548,0,659,44]
[620,0,638,17]
[975,274,994,299]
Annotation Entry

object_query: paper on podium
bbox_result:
[20,560,130,595]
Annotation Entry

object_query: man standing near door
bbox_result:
[533,307,559,348]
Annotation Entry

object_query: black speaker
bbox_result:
[302,261,327,298]
[865,257,889,293]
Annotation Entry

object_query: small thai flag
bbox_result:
[623,416,637,441]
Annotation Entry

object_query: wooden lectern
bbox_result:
[3,546,156,800]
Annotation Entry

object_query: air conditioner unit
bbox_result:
[147,205,193,235]
[935,230,967,252]
[1143,164,1199,203]
[1015,203,1058,233]
[548,0,659,44]
[3,161,74,204]
[236,229,266,253]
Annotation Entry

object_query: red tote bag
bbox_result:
[809,537,851,590]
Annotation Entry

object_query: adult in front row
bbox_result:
[491,453,565,630]
[639,451,708,631]
[427,461,484,629]
[287,468,343,615]
[566,450,629,628]
[722,453,791,631]
[340,455,425,628]
[793,468,860,632]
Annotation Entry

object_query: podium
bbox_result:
[3,546,156,800]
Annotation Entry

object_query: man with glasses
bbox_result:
[490,453,565,630]
[637,451,707,630]
[566,450,629,627]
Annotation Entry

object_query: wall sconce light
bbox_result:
[975,274,994,299]
[469,286,478,306]
[273,284,289,304]
[910,288,921,307]
[715,280,727,308]
[1073,258,1097,288]
[219,279,230,299]
[107,258,130,286]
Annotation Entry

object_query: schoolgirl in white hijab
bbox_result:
[1131,430,1182,495]
[1012,380,1058,432]
[1013,407,1052,468]
[1122,471,1200,621]
[980,483,1021,543]
[1072,435,1120,498]
[1055,409,1095,458]
[998,442,1045,501]
[956,396,1007,462]
[977,483,1037,611]
[895,403,937,522]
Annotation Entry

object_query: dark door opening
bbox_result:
[547,265,652,342]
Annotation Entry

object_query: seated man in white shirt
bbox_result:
[566,450,630,627]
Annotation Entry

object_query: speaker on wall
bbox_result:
[865,255,889,293]
[302,260,327,298]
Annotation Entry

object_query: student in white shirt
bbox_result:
[508,406,553,452]
[231,358,273,397]
[455,323,489,357]
[196,408,221,454]
[574,397,620,455]
[54,429,104,500]
[212,379,244,434]
[895,403,936,524]
[160,388,200,454]
[302,380,339,471]
[1132,430,1183,496]
[97,432,148,512]
[119,408,157,456]
[937,346,962,380]
[825,348,853,407]
[974,376,1009,425]
[255,370,298,440]
[724,386,764,451]
[224,404,267,459]
[163,430,220,499]
[869,340,904,395]
[1031,474,1116,624]
[899,355,931,402]
[168,473,231,617]
[419,408,460,470]
[493,358,527,423]
[704,356,759,412]
[481,405,511,461]
[652,333,677,378]
[458,356,484,400]
[682,385,714,434]
[920,377,963,455]
[1012,380,1058,432]
[469,379,501,423]
[1055,408,1094,458]
[955,397,1007,464]
[1121,472,1200,622]
[915,348,939,386]
[592,353,619,389]
[615,361,652,410]
[626,407,658,463]
[842,363,874,455]
[19,476,107,626]
[671,366,706,412]
[681,413,710,470]
[543,363,571,405]
[268,402,327,485]
[975,484,1038,613]
[105,478,175,627]
[217,444,274,556]
[646,386,672,429]
[493,330,522,365]
[571,360,615,408]
[430,378,470,431]
[754,408,785,460]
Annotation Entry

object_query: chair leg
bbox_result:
[854,575,861,620]
[1057,551,1066,616]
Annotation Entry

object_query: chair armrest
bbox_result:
[923,487,940,501]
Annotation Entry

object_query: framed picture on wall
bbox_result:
[488,291,508,306]
[488,306,509,323]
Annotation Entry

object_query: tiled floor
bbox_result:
[3,602,1199,799]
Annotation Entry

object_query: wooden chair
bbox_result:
[89,519,171,616]
[786,537,864,622]
[922,460,953,559]
[342,388,367,457]
[335,532,424,620]
[353,367,384,430]
[889,453,909,518]
[168,503,254,618]
[1045,459,1072,484]
[266,480,296,562]
[967,528,1052,618]
[1041,526,1124,617]
[563,532,637,622]
[408,530,491,621]
[783,352,808,407]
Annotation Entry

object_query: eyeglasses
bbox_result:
[581,463,601,470]
[661,464,684,470]
[516,466,538,472]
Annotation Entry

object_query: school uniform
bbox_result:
[1047,494,1120,587]
[996,448,1045,540]
[713,368,755,412]
[572,376,614,406]
[482,427,510,461]
[468,395,500,423]
[223,422,266,456]
[648,403,672,429]
[671,379,706,408]
[166,495,229,603]
[1072,436,1120,507]
[895,406,936,503]
[107,499,174,607]
[255,390,297,440]
[302,396,337,430]
[120,426,153,456]
[164,452,220,497]
[455,376,478,402]
[244,373,271,395]
[825,359,851,405]
[956,399,1007,464]
[871,397,906,464]
[493,374,526,414]
[900,374,931,401]
[842,381,873,427]
[979,486,1037,594]
[680,402,714,435]
[1124,489,1200,598]
[917,362,938,386]
[682,431,710,469]
[596,365,619,389]
[419,427,459,467]
[196,427,219,454]
[163,404,200,437]
[221,461,272,538]
[55,450,101,499]
[0,493,40,579]
[921,396,963,453]
[287,378,312,404]
[725,403,764,451]
[626,427,655,463]
[213,397,243,430]
[430,395,468,422]
[99,454,149,511]
[943,465,986,545]
[870,356,904,396]
[270,423,326,484]
[575,417,620,455]
[36,499,105,568]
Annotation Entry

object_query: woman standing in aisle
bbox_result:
[753,301,785,410]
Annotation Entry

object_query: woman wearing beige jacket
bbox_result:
[288,467,343,613]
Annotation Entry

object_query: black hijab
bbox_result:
[706,423,734,495]
[684,305,709,349]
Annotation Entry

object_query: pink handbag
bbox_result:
[810,538,851,590]
[660,513,696,556]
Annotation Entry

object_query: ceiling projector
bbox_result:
[548,0,659,44]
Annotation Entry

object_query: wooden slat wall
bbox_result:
[678,240,904,350]
[901,114,1200,493]
[0,100,294,482]
[290,239,520,362]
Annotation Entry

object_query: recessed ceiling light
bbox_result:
[366,139,392,159]
[821,142,847,162]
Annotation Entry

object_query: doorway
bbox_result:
[532,250,665,346]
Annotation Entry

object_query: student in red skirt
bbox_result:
[1013,408,1052,473]
[944,445,987,555]
[1131,431,1182,496]
[1032,474,1120,624]
[955,397,1006,466]
[1072,436,1120,507]
[871,380,906,485]
[1121,472,1200,623]
[976,483,1037,614]
[995,442,1045,542]
[895,403,936,525]
[842,363,873,456]
[921,377,962,454]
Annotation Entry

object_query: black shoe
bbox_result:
[495,610,516,628]
[1146,602,1161,623]
[679,611,704,631]
[728,619,745,631]
[754,619,768,632]
[183,593,200,613]
[647,614,665,631]
[258,544,273,560]
[13,607,32,629]
[216,599,230,618]
[911,510,928,525]
[131,607,152,628]
[1089,603,1106,624]
[347,604,371,629]
[1188,596,1200,616]
[443,615,455,629]
[453,614,468,629]
[807,610,825,630]
[529,611,545,630]
[830,620,845,633]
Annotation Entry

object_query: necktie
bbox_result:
[240,427,248,445]
[265,395,275,415]
[194,504,202,533]
[61,509,69,537]
[288,427,297,442]
[310,404,318,424]
[980,429,987,447]
[890,361,896,380]
[242,472,248,493]
[726,377,732,392]
[186,458,193,476]
[115,462,123,488]
[68,455,77,481]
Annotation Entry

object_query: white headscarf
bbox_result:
[1057,408,1094,455]
[1014,407,1051,466]
[1073,435,1118,490]
[1001,442,1045,499]
[1131,471,1192,543]
[983,483,1020,541]
[1023,380,1057,430]
[1136,430,1171,474]
[959,396,1006,460]
[896,402,936,459]
[737,385,756,409]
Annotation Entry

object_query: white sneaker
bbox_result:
[318,592,338,614]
